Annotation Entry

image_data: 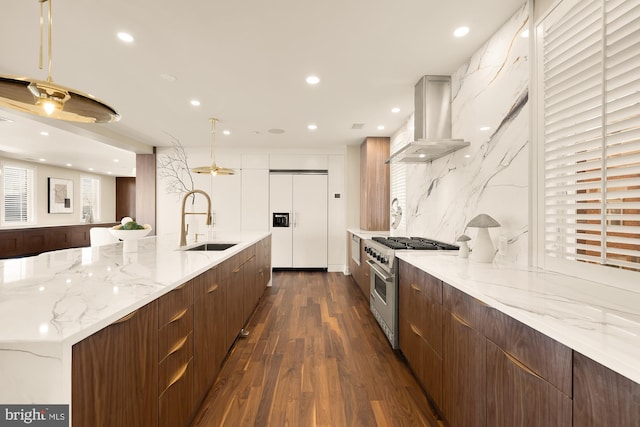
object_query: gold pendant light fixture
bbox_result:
[192,118,235,176]
[0,0,120,123]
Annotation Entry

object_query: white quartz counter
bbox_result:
[396,252,640,385]
[0,231,269,404]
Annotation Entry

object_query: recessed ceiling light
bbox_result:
[40,131,48,136]
[454,26,470,37]
[113,159,119,163]
[117,32,134,43]
[223,130,231,135]
[521,29,530,38]
[480,126,491,131]
[418,153,427,158]
[107,171,112,175]
[307,124,318,130]
[190,99,201,107]
[391,107,400,113]
[88,167,94,171]
[66,163,72,167]
[305,75,320,85]
[377,125,385,130]
[39,158,46,162]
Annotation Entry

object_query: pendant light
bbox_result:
[0,0,120,123]
[192,118,235,175]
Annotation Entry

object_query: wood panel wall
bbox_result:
[116,177,136,222]
[136,151,157,235]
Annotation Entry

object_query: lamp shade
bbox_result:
[466,214,500,263]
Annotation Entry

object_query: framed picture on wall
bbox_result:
[48,178,73,214]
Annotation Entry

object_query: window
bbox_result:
[80,176,100,222]
[2,164,35,225]
[537,0,640,279]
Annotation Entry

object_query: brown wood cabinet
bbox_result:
[348,233,370,298]
[398,260,444,410]
[194,266,227,402]
[360,137,390,231]
[0,223,118,259]
[441,283,573,427]
[72,302,159,427]
[158,279,196,427]
[573,352,640,426]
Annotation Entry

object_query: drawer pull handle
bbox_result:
[450,312,472,329]
[175,282,187,290]
[233,267,241,273]
[113,310,137,324]
[207,283,219,293]
[168,336,189,356]
[410,283,422,292]
[166,361,190,391]
[504,350,544,381]
[169,308,188,323]
[410,323,424,338]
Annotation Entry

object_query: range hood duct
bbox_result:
[386,75,469,163]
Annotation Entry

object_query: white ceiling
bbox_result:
[0,0,525,177]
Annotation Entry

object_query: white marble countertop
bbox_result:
[0,231,269,404]
[396,252,640,385]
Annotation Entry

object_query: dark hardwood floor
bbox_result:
[190,271,441,427]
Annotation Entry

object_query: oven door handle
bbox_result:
[366,259,393,282]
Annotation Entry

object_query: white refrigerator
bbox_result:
[270,172,328,269]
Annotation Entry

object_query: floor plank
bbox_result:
[190,271,439,427]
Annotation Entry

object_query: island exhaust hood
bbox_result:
[386,75,469,163]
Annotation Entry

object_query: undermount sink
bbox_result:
[185,242,237,251]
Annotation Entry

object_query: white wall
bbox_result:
[391,2,530,265]
[155,146,348,272]
[0,157,116,227]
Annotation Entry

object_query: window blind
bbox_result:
[80,176,100,222]
[2,165,34,224]
[541,0,640,272]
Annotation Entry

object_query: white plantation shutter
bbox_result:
[2,165,35,224]
[540,0,640,273]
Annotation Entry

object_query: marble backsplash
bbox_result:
[391,2,530,265]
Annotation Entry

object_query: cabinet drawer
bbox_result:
[443,284,491,334]
[159,332,193,395]
[159,355,194,427]
[485,309,572,397]
[158,308,193,362]
[399,261,442,304]
[158,280,194,328]
[194,266,220,297]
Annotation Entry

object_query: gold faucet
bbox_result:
[180,189,212,246]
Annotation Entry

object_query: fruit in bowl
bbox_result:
[112,218,152,231]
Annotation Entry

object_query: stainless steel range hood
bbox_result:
[386,75,469,163]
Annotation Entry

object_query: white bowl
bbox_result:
[109,227,152,241]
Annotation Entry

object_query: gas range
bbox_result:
[364,236,458,349]
[365,236,459,273]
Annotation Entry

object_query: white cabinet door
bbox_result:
[211,174,241,231]
[269,174,293,268]
[241,169,269,231]
[292,174,328,268]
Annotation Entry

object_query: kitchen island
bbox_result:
[0,231,271,415]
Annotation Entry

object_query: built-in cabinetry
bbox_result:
[0,223,119,259]
[348,232,369,297]
[360,137,390,231]
[573,352,640,426]
[72,238,271,427]
[270,173,328,268]
[71,302,159,427]
[398,261,444,410]
[399,260,575,427]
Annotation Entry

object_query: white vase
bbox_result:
[470,227,495,263]
[459,241,469,258]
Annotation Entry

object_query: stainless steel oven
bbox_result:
[364,237,459,350]
[365,239,399,349]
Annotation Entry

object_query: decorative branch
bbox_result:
[157,134,195,200]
